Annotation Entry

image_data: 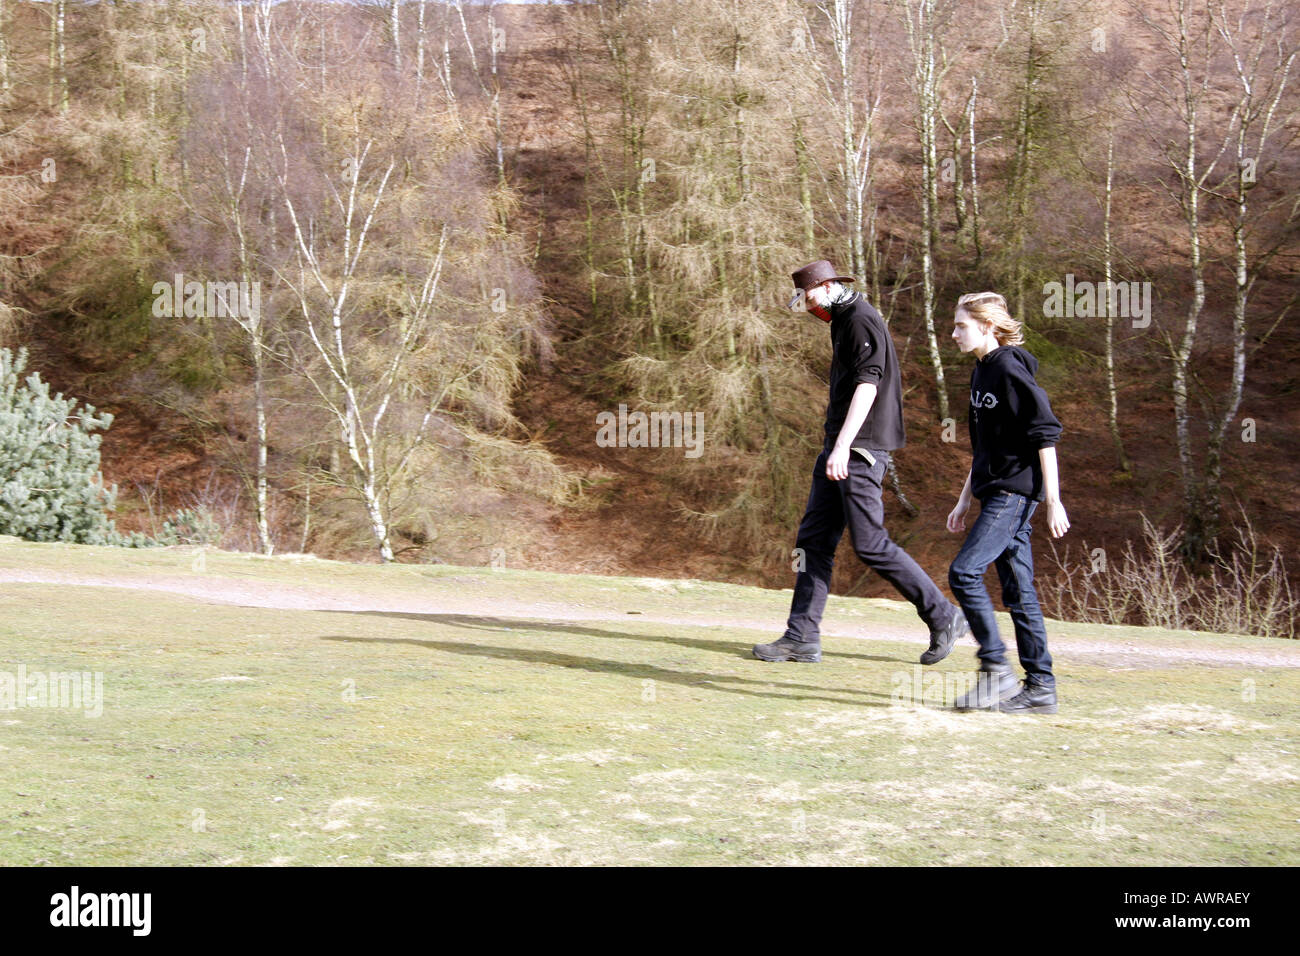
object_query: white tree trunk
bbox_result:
[1102,127,1129,473]
[390,0,402,71]
[0,0,11,96]
[901,0,949,420]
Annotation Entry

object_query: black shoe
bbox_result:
[999,681,1058,715]
[752,636,822,663]
[953,662,1019,711]
[921,609,969,665]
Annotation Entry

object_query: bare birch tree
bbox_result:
[803,0,887,284]
[176,0,287,555]
[1100,126,1131,473]
[1131,0,1298,561]
[1196,0,1299,553]
[47,0,68,112]
[0,0,12,98]
[274,128,432,562]
[897,0,954,420]
[1074,20,1136,473]
[454,0,507,188]
[1130,0,1232,562]
[943,4,1019,267]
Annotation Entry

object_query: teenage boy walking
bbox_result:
[946,291,1069,714]
[754,260,969,665]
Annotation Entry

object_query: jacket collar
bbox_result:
[830,290,861,322]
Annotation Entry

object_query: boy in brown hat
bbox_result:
[754,260,968,664]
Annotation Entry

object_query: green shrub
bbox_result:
[0,346,150,546]
[156,507,223,547]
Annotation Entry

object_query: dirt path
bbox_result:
[4,566,1298,670]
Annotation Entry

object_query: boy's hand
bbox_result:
[1045,498,1070,538]
[946,499,970,533]
[826,444,850,481]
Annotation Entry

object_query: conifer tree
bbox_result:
[0,348,124,544]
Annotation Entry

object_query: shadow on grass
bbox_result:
[321,634,893,708]
[318,610,909,664]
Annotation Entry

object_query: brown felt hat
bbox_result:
[791,259,855,293]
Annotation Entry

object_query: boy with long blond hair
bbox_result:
[947,292,1070,713]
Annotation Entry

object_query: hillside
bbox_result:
[3,0,1298,625]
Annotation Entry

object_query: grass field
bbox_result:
[1,538,1297,865]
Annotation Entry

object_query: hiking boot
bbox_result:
[953,662,1019,711]
[999,681,1059,715]
[921,609,969,665]
[752,636,822,663]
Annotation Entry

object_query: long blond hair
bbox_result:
[956,291,1023,346]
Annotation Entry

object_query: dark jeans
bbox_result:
[947,491,1055,687]
[784,447,955,643]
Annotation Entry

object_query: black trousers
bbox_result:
[783,446,954,643]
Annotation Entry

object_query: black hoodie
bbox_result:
[968,345,1062,501]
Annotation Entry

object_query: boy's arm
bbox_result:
[1008,365,1062,448]
[827,383,878,480]
[1038,446,1070,538]
[828,312,886,480]
[1007,362,1067,536]
[947,469,973,532]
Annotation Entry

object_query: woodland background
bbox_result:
[1,0,1297,637]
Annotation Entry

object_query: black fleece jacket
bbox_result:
[825,292,906,451]
[968,345,1062,501]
